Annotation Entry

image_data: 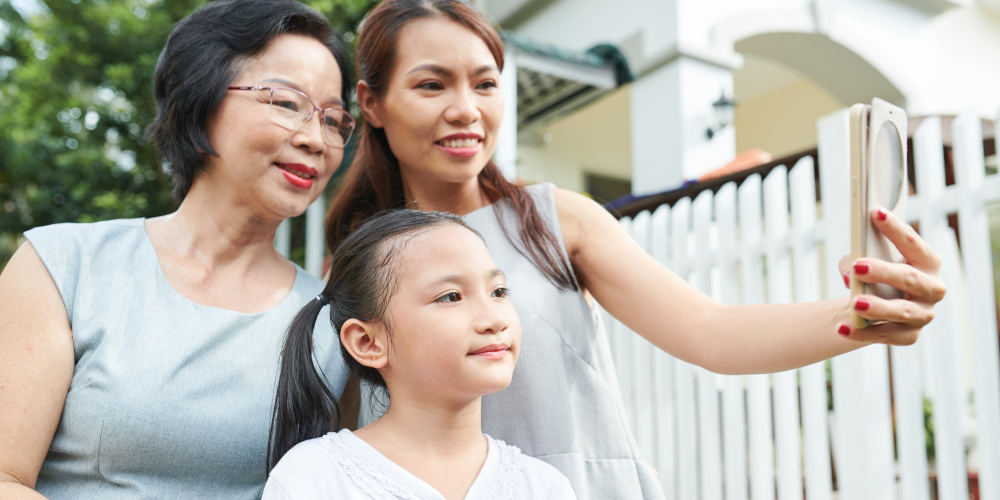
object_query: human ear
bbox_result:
[340,318,388,369]
[356,80,384,129]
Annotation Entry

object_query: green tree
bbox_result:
[0,0,376,270]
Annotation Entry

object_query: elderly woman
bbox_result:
[0,0,353,498]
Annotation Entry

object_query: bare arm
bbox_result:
[0,242,74,499]
[554,188,944,375]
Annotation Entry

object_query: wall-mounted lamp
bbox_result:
[705,93,736,139]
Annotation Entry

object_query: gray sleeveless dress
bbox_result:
[24,218,348,499]
[360,184,665,499]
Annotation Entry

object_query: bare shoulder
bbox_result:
[1,241,65,315]
[552,187,621,257]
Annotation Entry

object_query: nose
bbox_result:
[290,110,326,153]
[444,86,481,125]
[474,297,509,335]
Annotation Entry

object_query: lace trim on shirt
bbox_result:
[487,438,524,500]
[319,433,425,500]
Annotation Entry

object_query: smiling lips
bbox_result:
[436,133,483,158]
[469,343,509,360]
[276,163,317,189]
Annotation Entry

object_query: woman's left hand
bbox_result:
[838,207,947,345]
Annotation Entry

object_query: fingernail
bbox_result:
[838,325,851,336]
[854,298,870,311]
[843,271,851,288]
[877,208,888,221]
[854,262,870,275]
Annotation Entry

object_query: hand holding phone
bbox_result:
[849,98,908,329]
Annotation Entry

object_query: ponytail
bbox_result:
[267,295,338,473]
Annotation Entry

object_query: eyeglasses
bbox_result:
[227,86,356,148]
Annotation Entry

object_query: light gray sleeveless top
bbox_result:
[360,184,664,500]
[24,218,348,500]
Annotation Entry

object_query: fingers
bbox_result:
[851,258,947,303]
[837,320,922,346]
[850,294,935,326]
[870,208,942,271]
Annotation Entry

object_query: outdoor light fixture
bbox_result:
[706,93,737,139]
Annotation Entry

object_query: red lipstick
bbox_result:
[275,163,317,190]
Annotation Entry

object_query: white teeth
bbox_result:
[279,165,312,178]
[441,138,479,148]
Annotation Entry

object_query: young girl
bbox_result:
[264,209,576,499]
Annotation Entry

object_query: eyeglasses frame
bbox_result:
[227,85,356,148]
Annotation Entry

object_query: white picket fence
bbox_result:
[284,108,999,499]
[602,109,1000,499]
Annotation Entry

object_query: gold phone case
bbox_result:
[849,98,908,328]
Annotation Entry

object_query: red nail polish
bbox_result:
[843,273,850,288]
[877,209,888,221]
[838,325,851,336]
[855,298,870,311]
[854,262,870,274]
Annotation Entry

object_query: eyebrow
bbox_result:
[260,77,346,108]
[405,64,499,78]
[430,268,506,288]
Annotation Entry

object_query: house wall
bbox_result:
[487,0,1000,193]
[517,86,632,193]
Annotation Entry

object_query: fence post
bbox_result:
[789,156,833,500]
[913,116,970,500]
[670,198,699,499]
[694,191,723,500]
[953,111,1000,498]
[817,109,896,499]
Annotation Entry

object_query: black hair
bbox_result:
[146,0,354,200]
[267,209,481,473]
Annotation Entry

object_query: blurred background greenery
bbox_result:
[0,0,377,271]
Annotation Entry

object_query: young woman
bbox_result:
[265,209,576,499]
[0,1,355,498]
[326,1,946,498]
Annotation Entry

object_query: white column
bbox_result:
[274,218,291,257]
[630,57,736,196]
[496,50,518,181]
[305,194,326,277]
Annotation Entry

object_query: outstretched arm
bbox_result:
[554,188,944,375]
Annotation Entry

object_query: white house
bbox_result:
[483,0,1000,198]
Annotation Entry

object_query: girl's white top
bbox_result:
[263,429,577,500]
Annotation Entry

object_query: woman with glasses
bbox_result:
[0,0,354,498]
[320,1,947,498]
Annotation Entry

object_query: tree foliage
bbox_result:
[0,0,376,269]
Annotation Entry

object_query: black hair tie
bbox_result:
[315,294,329,306]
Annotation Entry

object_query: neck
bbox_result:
[364,390,485,457]
[400,171,490,216]
[153,177,284,271]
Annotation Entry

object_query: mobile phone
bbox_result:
[849,98,908,329]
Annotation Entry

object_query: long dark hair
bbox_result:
[325,0,576,290]
[267,209,479,472]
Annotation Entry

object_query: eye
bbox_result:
[477,80,497,90]
[417,81,444,91]
[491,287,509,299]
[271,99,300,113]
[436,291,462,303]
